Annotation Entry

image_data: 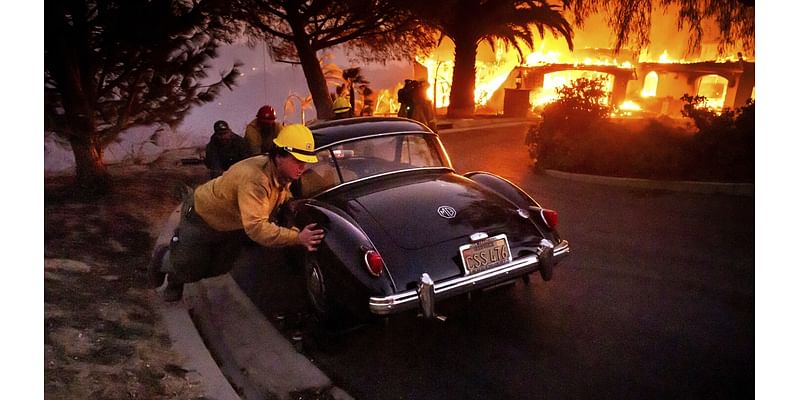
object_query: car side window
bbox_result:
[400,135,439,167]
[301,134,446,196]
[300,150,340,197]
[349,136,395,162]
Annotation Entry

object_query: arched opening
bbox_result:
[641,71,658,97]
[530,70,613,108]
[696,74,728,109]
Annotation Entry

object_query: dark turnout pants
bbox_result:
[169,207,248,284]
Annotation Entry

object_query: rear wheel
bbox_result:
[305,254,334,319]
[304,254,366,332]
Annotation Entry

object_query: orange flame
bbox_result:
[409,9,751,115]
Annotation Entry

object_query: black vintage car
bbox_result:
[288,117,570,321]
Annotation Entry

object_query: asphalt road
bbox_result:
[234,123,754,399]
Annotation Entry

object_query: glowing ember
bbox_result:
[619,100,641,111]
[609,100,643,117]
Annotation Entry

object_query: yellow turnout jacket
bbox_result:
[193,155,300,247]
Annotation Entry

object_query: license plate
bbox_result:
[459,234,512,275]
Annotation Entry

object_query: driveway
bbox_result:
[234,123,754,399]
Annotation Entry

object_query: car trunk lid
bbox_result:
[350,174,522,250]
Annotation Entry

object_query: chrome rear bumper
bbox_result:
[369,239,570,316]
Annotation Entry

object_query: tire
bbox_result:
[305,254,333,319]
[304,254,372,333]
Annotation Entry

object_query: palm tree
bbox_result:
[419,0,574,118]
[342,67,371,113]
[283,92,314,124]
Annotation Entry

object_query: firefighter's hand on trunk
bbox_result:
[298,223,325,252]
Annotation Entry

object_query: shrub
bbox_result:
[682,96,754,182]
[527,79,754,183]
[525,77,609,170]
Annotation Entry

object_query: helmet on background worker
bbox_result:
[257,105,277,124]
[245,105,281,154]
[332,97,352,119]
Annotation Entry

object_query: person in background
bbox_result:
[410,80,437,132]
[397,79,416,118]
[204,120,248,179]
[360,102,374,117]
[150,124,326,302]
[332,96,353,119]
[245,105,282,155]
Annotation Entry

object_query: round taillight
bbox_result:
[364,250,385,277]
[541,209,558,229]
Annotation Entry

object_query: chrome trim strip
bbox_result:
[311,166,455,197]
[317,131,438,151]
[432,136,453,169]
[369,240,570,314]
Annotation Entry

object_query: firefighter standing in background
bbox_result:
[332,96,353,119]
[397,79,416,118]
[204,120,248,179]
[245,105,282,155]
[410,80,437,132]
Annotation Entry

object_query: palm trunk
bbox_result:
[296,42,333,120]
[448,36,478,118]
[287,8,333,121]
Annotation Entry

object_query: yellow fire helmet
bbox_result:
[272,124,318,163]
[332,97,351,114]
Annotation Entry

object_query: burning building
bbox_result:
[494,50,755,117]
[412,7,754,118]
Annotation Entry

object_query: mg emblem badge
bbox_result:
[437,205,457,219]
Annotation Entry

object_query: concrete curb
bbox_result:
[171,274,354,400]
[158,300,241,400]
[153,203,353,399]
[544,169,754,196]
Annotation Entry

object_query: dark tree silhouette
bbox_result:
[45,0,241,193]
[563,0,755,54]
[235,0,436,120]
[413,0,574,118]
[342,67,370,113]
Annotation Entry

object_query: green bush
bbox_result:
[527,79,754,183]
[681,96,755,182]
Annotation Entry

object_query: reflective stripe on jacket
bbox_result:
[193,155,300,247]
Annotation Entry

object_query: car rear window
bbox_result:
[299,134,445,197]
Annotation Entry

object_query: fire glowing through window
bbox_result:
[641,71,659,97]
[697,75,728,110]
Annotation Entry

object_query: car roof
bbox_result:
[308,117,433,149]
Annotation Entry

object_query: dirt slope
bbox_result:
[44,153,210,399]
